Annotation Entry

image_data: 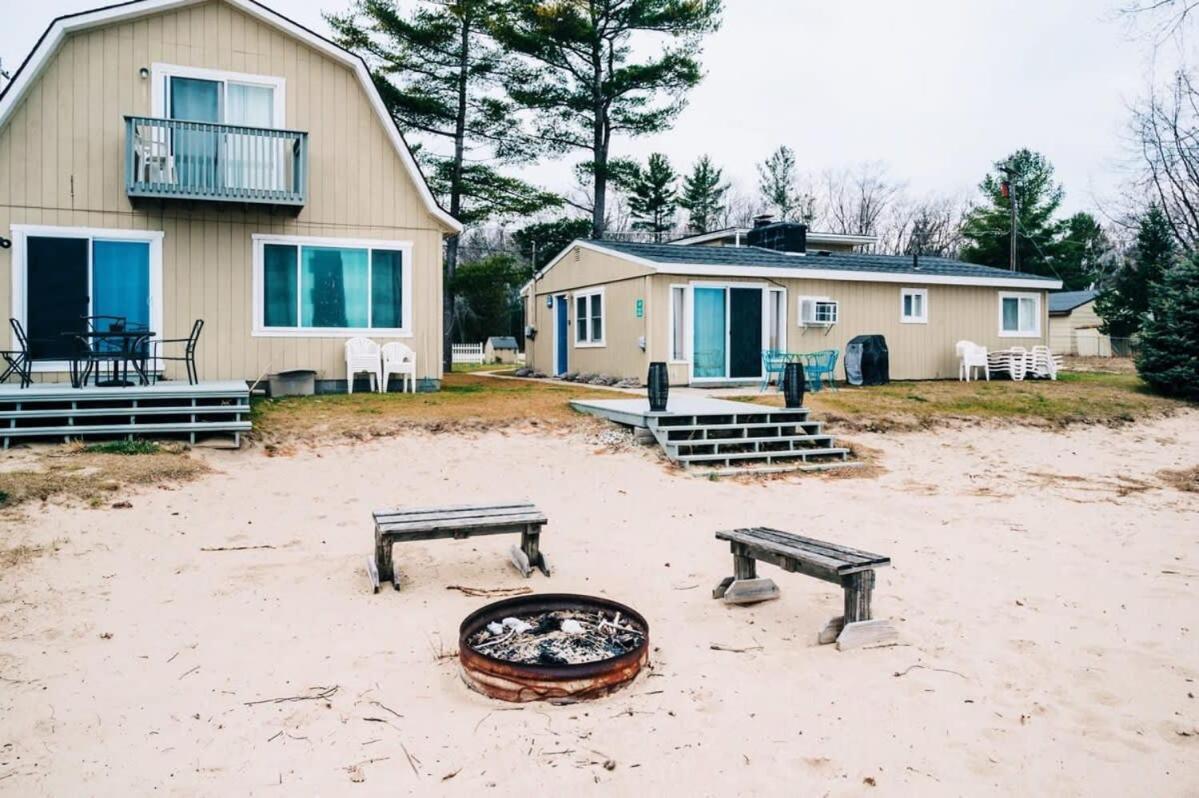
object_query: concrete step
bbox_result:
[660,421,823,438]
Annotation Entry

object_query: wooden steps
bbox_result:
[647,407,854,475]
[0,381,251,448]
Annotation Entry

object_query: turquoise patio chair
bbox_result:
[801,349,839,392]
[760,349,790,392]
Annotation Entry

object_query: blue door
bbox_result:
[555,295,568,374]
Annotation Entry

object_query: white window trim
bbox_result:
[998,291,1042,338]
[251,234,414,338]
[797,295,838,327]
[668,283,690,363]
[9,224,164,373]
[900,287,928,324]
[150,63,286,127]
[573,287,606,348]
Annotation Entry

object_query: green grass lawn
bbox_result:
[735,371,1187,430]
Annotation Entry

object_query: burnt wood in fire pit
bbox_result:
[370,501,549,592]
[459,593,649,703]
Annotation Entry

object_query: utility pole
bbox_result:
[999,165,1018,272]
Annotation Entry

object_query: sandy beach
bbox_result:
[1,414,1197,796]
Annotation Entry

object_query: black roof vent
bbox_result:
[746,221,807,254]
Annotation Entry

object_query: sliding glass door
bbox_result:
[22,234,152,362]
[690,285,766,381]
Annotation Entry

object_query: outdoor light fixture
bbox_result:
[0,237,10,249]
[545,296,553,308]
[139,67,150,79]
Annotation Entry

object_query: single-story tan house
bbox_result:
[1048,290,1113,357]
[0,0,459,392]
[521,222,1062,384]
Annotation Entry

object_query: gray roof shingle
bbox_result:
[586,240,1060,283]
[1048,289,1099,313]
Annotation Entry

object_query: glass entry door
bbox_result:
[691,286,764,380]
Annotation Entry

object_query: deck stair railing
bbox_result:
[125,116,308,206]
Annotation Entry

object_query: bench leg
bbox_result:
[834,570,897,651]
[512,526,550,578]
[375,533,400,591]
[715,551,780,605]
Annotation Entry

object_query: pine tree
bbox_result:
[959,149,1063,276]
[1096,205,1177,339]
[491,0,722,240]
[677,155,728,233]
[628,153,679,242]
[326,0,557,369]
[1055,212,1114,290]
[757,146,803,221]
[1135,252,1199,399]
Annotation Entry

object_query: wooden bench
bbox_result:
[713,527,896,650]
[370,501,549,593]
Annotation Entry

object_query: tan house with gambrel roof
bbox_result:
[0,0,459,390]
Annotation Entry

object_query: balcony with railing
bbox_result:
[125,116,308,207]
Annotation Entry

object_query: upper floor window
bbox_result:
[151,64,285,128]
[900,288,928,324]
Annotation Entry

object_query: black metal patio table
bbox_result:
[67,329,155,387]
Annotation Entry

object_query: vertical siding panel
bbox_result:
[25,79,43,211]
[39,57,57,210]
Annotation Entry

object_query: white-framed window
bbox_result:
[669,284,688,361]
[252,234,413,337]
[798,295,838,326]
[998,292,1042,337]
[900,287,928,324]
[574,288,605,346]
[151,63,286,127]
[9,225,164,372]
[767,287,787,350]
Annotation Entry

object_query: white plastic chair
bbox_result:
[956,340,990,382]
[381,342,417,393]
[345,337,382,393]
[1029,345,1060,380]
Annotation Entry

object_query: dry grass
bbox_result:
[251,373,617,447]
[731,372,1185,432]
[1158,465,1199,493]
[0,445,209,513]
[1062,356,1138,375]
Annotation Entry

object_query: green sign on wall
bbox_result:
[635,299,644,319]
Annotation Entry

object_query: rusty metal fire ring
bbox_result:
[459,593,650,703]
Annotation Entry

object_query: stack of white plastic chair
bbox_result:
[987,347,1027,381]
[345,337,382,393]
[1029,345,1059,380]
[381,342,417,393]
[956,340,990,382]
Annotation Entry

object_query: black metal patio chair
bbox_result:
[1,319,33,388]
[151,319,204,385]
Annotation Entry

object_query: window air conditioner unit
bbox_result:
[798,297,838,327]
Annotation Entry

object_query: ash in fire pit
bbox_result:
[459,594,650,703]
[467,609,645,666]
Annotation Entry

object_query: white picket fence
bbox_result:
[452,343,484,364]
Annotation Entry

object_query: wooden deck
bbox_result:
[0,380,251,448]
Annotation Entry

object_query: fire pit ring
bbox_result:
[459,593,650,703]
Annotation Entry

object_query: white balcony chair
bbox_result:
[956,340,990,382]
[381,342,417,393]
[345,337,382,394]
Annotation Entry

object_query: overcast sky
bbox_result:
[0,0,1173,217]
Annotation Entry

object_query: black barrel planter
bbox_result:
[782,361,805,409]
[647,361,669,412]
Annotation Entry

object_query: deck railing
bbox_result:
[125,116,308,206]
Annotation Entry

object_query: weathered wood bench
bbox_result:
[713,527,896,650]
[370,501,549,593]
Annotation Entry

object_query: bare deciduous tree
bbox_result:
[1131,70,1199,249]
[818,162,905,238]
[877,194,970,257]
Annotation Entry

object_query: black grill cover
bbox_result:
[844,335,890,386]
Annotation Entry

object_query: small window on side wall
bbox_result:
[574,288,604,346]
[999,292,1041,337]
[900,287,928,324]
